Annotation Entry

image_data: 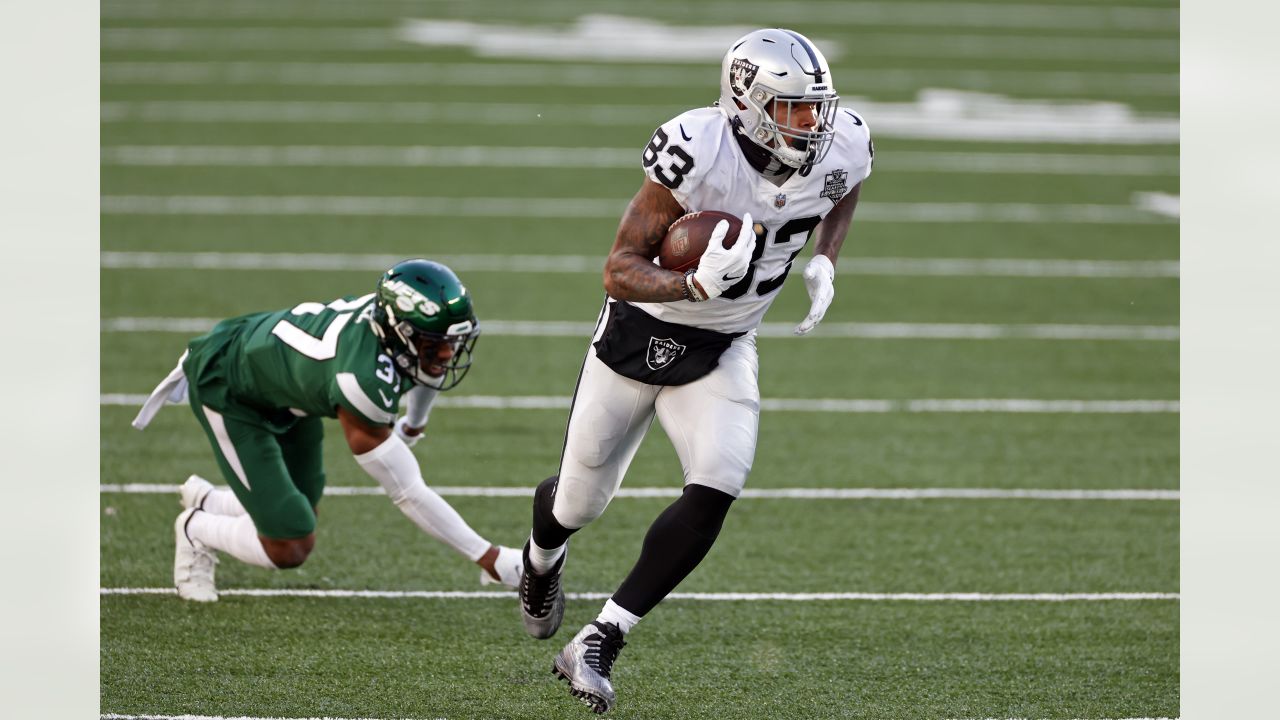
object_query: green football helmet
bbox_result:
[371,259,479,390]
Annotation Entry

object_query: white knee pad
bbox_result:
[551,471,616,529]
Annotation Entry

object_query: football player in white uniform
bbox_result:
[518,28,872,713]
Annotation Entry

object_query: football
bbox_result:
[657,210,744,272]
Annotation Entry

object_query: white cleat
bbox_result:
[174,508,218,602]
[480,545,525,589]
[179,474,214,511]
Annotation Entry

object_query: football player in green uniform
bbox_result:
[132,259,523,601]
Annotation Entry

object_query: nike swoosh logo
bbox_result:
[378,389,394,407]
[722,273,744,282]
[679,124,692,142]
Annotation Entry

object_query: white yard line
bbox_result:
[100,145,1180,176]
[99,1,1179,32]
[98,196,1175,224]
[98,100,1179,144]
[102,716,1179,720]
[101,316,1179,341]
[99,62,1179,96]
[99,484,1179,501]
[1133,191,1181,219]
[99,587,1178,602]
[99,394,1179,413]
[102,715,412,720]
[99,251,1181,278]
[100,27,1176,63]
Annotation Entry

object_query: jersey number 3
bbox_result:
[641,128,695,189]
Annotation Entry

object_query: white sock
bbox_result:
[187,510,277,569]
[527,532,566,574]
[203,488,248,516]
[596,598,642,634]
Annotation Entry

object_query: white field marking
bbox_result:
[100,145,1181,177]
[98,587,1179,602]
[96,716,1181,720]
[102,715,429,720]
[99,20,1177,62]
[396,16,1175,63]
[99,484,1180,501]
[99,1,1180,32]
[99,62,1180,97]
[99,394,1179,413]
[99,93,1179,144]
[1133,191,1181,219]
[100,317,1180,341]
[399,16,767,62]
[98,100,686,126]
[98,196,1175,224]
[101,716,421,720]
[99,251,1181,279]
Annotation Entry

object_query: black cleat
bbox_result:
[553,621,627,714]
[519,541,566,639]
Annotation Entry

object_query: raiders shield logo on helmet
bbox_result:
[729,58,759,97]
[646,337,687,371]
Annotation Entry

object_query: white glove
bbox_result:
[692,213,756,299]
[394,416,424,447]
[794,255,835,335]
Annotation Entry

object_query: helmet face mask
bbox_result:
[719,29,839,169]
[372,260,480,391]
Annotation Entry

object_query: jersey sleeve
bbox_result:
[837,107,874,183]
[328,329,403,427]
[640,110,722,209]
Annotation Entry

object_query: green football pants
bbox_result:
[190,402,326,540]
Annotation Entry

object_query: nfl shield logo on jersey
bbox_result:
[774,193,787,208]
[646,337,686,371]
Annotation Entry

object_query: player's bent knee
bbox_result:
[551,474,615,528]
[252,491,318,539]
[261,534,315,569]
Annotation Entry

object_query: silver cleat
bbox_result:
[553,621,626,714]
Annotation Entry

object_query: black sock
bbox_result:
[611,484,735,617]
[531,475,577,549]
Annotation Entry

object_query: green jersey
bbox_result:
[184,293,408,429]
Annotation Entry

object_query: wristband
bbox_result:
[683,269,708,302]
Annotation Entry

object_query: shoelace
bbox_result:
[582,623,626,678]
[521,565,561,617]
[188,548,217,579]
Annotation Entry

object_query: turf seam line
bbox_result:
[99,251,1181,279]
[98,588,1179,601]
[98,196,1177,224]
[99,484,1179,501]
[98,394,1181,414]
[101,316,1181,341]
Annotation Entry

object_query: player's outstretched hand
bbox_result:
[795,255,835,335]
[693,213,755,299]
[394,416,424,447]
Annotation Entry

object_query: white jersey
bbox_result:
[632,106,873,334]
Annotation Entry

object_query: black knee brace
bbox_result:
[531,475,577,548]
[611,483,736,617]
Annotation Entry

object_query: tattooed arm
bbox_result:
[602,179,689,302]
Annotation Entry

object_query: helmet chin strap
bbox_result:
[730,117,794,178]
